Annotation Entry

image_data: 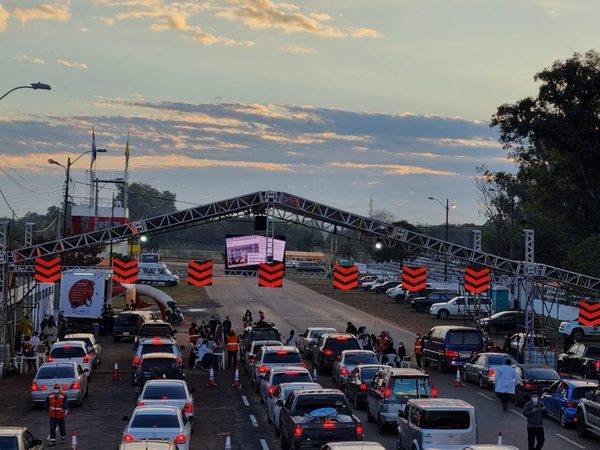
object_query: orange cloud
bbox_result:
[17,54,46,64]
[13,2,70,24]
[330,162,456,176]
[0,4,8,32]
[58,59,88,69]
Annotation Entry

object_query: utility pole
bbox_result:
[369,195,373,219]
[62,157,71,237]
[444,198,449,281]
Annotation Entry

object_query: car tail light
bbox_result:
[276,351,289,355]
[183,402,193,413]
[31,383,39,391]
[176,356,182,365]
[87,351,94,359]
[62,383,70,390]
[294,425,304,438]
[595,361,600,369]
[385,387,391,398]
[269,385,277,395]
[341,368,348,376]
[41,385,48,391]
[431,386,438,398]
[488,369,495,376]
[70,382,81,390]
[133,356,141,366]
[336,336,349,341]
[300,362,306,368]
[123,434,134,442]
[47,356,54,362]
[153,336,161,340]
[137,402,144,407]
[444,350,458,358]
[258,365,269,373]
[566,401,577,408]
[174,434,186,444]
[360,383,368,390]
[323,422,335,429]
[82,355,90,364]
[323,349,333,356]
[524,383,535,389]
[356,424,364,438]
[64,345,72,349]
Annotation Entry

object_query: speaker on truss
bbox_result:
[254,215,267,231]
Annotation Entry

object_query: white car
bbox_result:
[244,340,283,373]
[137,379,196,421]
[259,365,313,405]
[266,381,321,436]
[122,406,191,450]
[297,328,337,358]
[429,296,493,320]
[558,320,600,341]
[63,333,102,368]
[49,341,93,376]
[387,286,404,298]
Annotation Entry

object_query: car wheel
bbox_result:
[478,376,486,389]
[415,304,426,313]
[560,410,569,428]
[572,329,584,341]
[576,411,590,438]
[437,310,449,320]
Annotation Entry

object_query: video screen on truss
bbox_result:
[225,235,286,269]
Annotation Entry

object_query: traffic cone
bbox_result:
[232,368,241,388]
[453,368,462,387]
[497,432,503,445]
[113,362,119,381]
[313,367,318,381]
[70,431,78,450]
[224,432,232,450]
[207,367,216,386]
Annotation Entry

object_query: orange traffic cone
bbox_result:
[453,368,462,387]
[232,368,241,388]
[113,362,119,381]
[207,367,217,386]
[224,432,232,450]
[497,432,503,445]
[70,431,78,450]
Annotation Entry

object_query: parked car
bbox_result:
[462,353,517,389]
[371,281,401,294]
[298,328,337,358]
[133,353,185,388]
[296,261,327,272]
[244,340,283,373]
[512,364,561,406]
[541,378,598,428]
[412,291,460,313]
[557,342,600,379]
[266,381,322,436]
[344,365,391,410]
[113,310,159,342]
[422,326,485,373]
[251,345,304,390]
[48,341,94,376]
[478,311,530,335]
[396,399,477,450]
[429,296,492,320]
[239,322,281,364]
[313,333,362,375]
[509,333,553,363]
[366,367,437,434]
[31,362,89,407]
[559,320,600,342]
[137,379,196,421]
[0,427,44,450]
[279,389,363,449]
[332,350,379,388]
[575,385,600,438]
[63,333,102,368]
[122,406,192,450]
[259,365,313,405]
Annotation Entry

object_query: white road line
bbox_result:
[508,409,524,419]
[476,392,495,401]
[259,439,270,450]
[554,433,586,449]
[242,395,250,407]
[249,414,259,428]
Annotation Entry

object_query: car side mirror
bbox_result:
[190,388,197,393]
[122,416,130,421]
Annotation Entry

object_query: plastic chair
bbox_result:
[401,353,413,368]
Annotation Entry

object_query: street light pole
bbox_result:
[0,82,51,102]
[428,196,453,281]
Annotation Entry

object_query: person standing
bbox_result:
[258,310,265,323]
[285,330,297,347]
[243,310,253,328]
[43,316,58,346]
[494,358,516,411]
[225,330,239,370]
[346,322,358,335]
[17,315,33,337]
[414,333,424,368]
[397,342,407,363]
[222,316,232,336]
[45,383,68,446]
[523,393,546,450]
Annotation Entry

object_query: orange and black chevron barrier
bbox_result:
[258,262,284,288]
[401,266,427,292]
[464,267,490,294]
[579,302,600,326]
[34,257,61,283]
[188,260,213,286]
[333,264,359,290]
[113,258,138,284]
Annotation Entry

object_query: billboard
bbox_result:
[225,235,286,269]
[59,271,108,319]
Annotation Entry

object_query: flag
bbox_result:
[91,129,97,166]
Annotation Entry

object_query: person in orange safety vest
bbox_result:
[414,333,424,368]
[226,330,239,370]
[44,383,68,446]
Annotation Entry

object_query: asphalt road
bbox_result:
[0,276,597,450]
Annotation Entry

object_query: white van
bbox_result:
[137,263,179,286]
[397,399,477,450]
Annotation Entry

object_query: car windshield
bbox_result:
[141,344,175,355]
[488,355,515,365]
[116,315,139,326]
[345,354,378,365]
[37,366,75,379]
[311,330,334,338]
[0,437,18,450]
[141,359,180,375]
[294,396,351,415]
[490,312,516,320]
[263,352,302,364]
[51,346,85,358]
[572,387,596,400]
[143,385,186,400]
[391,377,431,399]
[447,332,483,346]
[524,368,560,380]
[131,414,180,428]
[420,411,470,429]
[359,368,381,380]
[272,372,312,385]
[251,329,281,341]
[324,339,361,352]
[140,326,172,337]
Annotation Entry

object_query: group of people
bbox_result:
[345,322,408,368]
[242,309,265,328]
[13,314,60,371]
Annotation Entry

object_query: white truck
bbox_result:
[137,253,179,286]
[559,321,600,341]
[429,296,493,319]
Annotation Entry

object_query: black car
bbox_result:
[513,364,561,406]
[371,280,401,294]
[133,352,185,387]
[239,322,281,364]
[478,311,529,335]
[344,364,390,409]
[412,291,459,312]
[113,311,159,342]
[312,333,361,375]
[558,343,600,379]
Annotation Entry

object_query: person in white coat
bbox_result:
[494,358,517,411]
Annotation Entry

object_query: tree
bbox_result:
[120,183,176,221]
[490,50,600,264]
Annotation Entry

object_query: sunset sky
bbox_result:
[0,0,596,225]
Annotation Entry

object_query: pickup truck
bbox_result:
[559,320,600,341]
[576,387,600,439]
[429,296,492,319]
[278,389,363,449]
[558,343,600,379]
[0,427,43,450]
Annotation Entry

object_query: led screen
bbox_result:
[225,235,286,269]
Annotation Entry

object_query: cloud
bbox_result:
[330,162,456,176]
[349,27,382,38]
[17,54,45,64]
[13,2,71,24]
[97,16,114,26]
[281,45,314,54]
[186,27,255,47]
[80,27,88,32]
[57,59,88,69]
[0,4,8,32]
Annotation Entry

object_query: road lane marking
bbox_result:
[554,433,586,449]
[259,439,270,450]
[476,392,495,401]
[242,395,250,407]
[508,409,524,419]
[249,414,258,427]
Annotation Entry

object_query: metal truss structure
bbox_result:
[3,190,600,294]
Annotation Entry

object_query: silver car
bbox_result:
[122,406,192,450]
[31,362,89,407]
[63,333,102,368]
[119,442,176,450]
[137,379,196,421]
[259,365,313,405]
[297,327,337,358]
[266,381,321,436]
[332,350,379,388]
[49,341,94,375]
[244,340,283,373]
[251,345,304,391]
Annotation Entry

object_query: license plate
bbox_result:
[122,332,129,336]
[459,352,471,358]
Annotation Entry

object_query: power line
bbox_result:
[0,188,20,221]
